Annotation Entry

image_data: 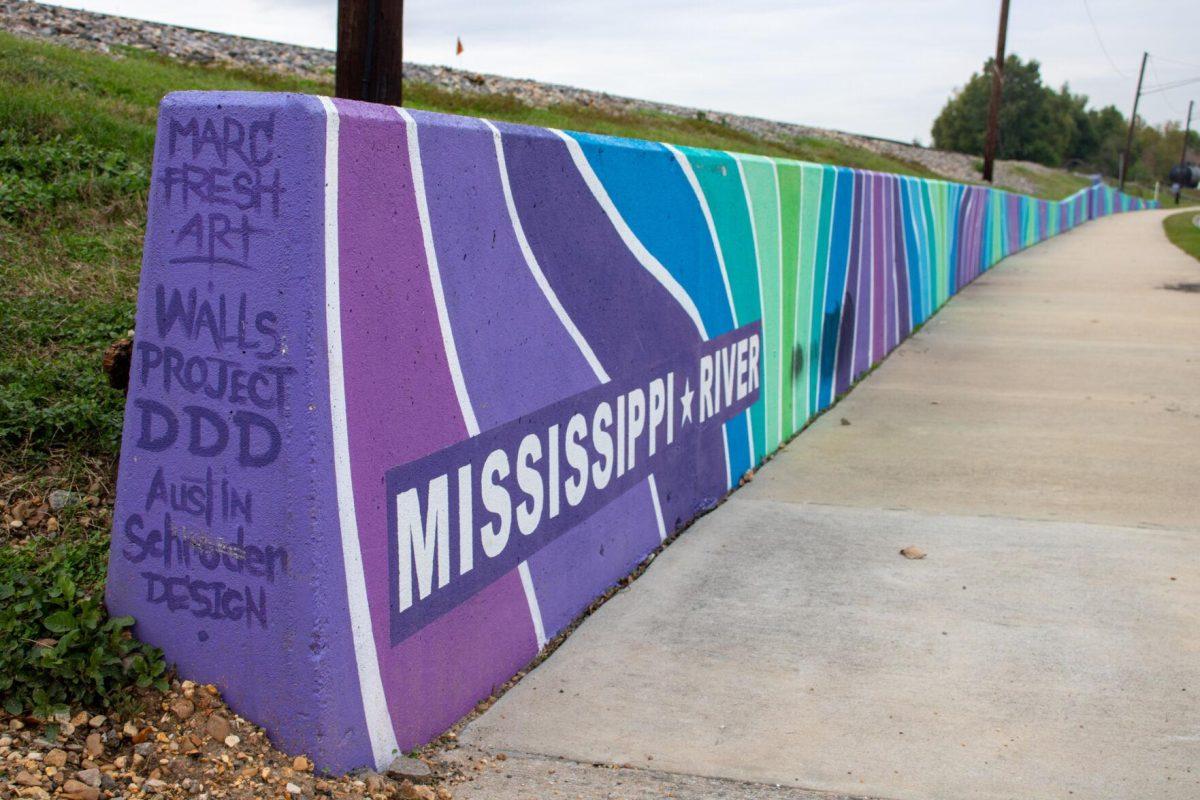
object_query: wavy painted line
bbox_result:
[396,107,481,437]
[318,95,399,769]
[487,120,611,385]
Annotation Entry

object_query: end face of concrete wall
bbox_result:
[106,92,1153,772]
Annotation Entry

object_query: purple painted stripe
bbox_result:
[494,122,727,607]
[408,111,659,642]
[871,173,886,364]
[851,172,872,383]
[332,99,536,750]
[409,111,597,427]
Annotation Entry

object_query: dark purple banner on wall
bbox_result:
[386,321,761,643]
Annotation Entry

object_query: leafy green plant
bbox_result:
[0,529,167,718]
[0,295,133,452]
[0,130,148,221]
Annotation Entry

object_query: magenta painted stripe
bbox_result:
[871,173,886,364]
[332,99,536,750]
[883,177,895,351]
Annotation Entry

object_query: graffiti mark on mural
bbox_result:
[162,114,282,268]
[116,106,293,633]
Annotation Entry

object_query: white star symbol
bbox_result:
[679,378,695,426]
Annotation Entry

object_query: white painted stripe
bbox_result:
[487,121,611,384]
[668,144,743,487]
[647,473,668,542]
[557,129,733,489]
[722,424,732,489]
[517,562,548,650]
[317,96,400,769]
[670,145,736,484]
[552,129,708,341]
[396,107,480,437]
[664,142,740,328]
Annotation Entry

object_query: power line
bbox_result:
[1081,0,1129,79]
[1149,54,1200,72]
[1141,76,1200,96]
[1148,56,1182,114]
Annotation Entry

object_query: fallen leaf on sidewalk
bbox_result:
[899,546,926,560]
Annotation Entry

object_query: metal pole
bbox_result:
[336,0,404,106]
[981,0,1011,183]
[1119,51,1148,192]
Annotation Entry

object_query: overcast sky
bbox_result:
[43,0,1200,144]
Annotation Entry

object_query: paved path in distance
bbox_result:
[454,208,1200,800]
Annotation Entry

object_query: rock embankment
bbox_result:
[1,1,1061,198]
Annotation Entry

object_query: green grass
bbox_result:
[405,80,940,176]
[1120,181,1200,206]
[999,165,1093,201]
[1163,210,1200,262]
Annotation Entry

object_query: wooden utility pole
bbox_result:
[336,0,404,106]
[1118,51,1148,192]
[981,0,1011,183]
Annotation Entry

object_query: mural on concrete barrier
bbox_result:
[106,91,1153,772]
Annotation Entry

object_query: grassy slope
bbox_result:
[0,31,945,474]
[999,165,1092,201]
[1163,210,1200,262]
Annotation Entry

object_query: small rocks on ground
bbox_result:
[900,546,927,559]
[387,754,435,783]
[48,488,81,510]
[0,679,461,799]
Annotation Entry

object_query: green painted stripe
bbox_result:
[734,154,782,452]
[776,161,802,439]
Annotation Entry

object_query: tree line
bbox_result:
[932,55,1197,184]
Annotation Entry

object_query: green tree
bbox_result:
[932,55,1069,165]
[1086,105,1128,175]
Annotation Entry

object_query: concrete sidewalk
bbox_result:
[454,208,1200,800]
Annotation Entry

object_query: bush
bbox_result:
[0,529,167,718]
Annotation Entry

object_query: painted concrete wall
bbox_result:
[106,91,1154,772]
